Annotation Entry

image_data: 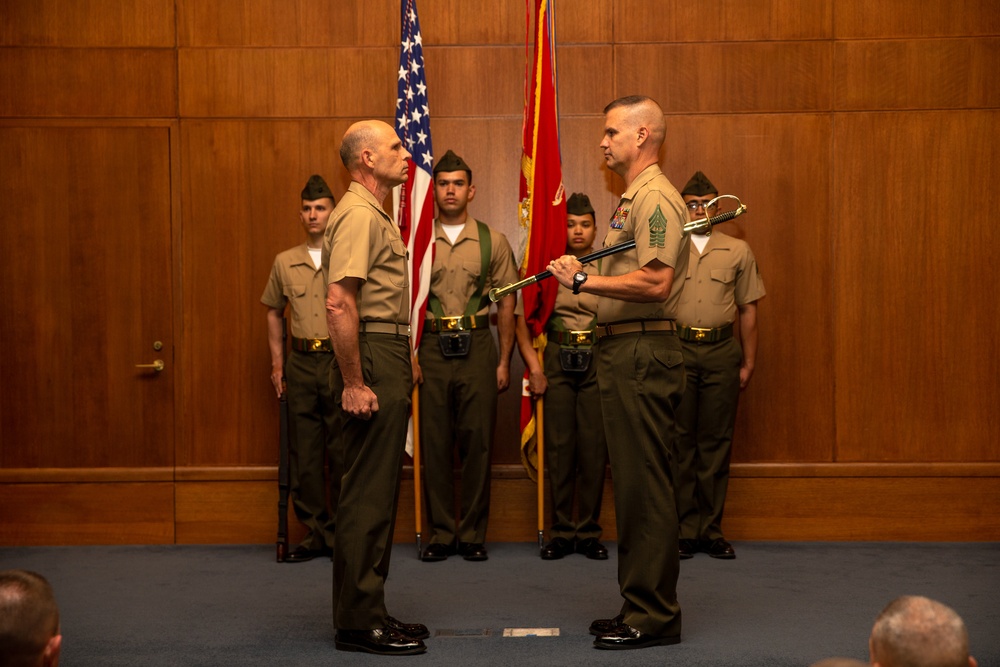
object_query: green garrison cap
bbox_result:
[681,171,718,197]
[566,192,595,216]
[301,175,334,202]
[433,149,472,178]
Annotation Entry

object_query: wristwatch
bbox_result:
[572,270,588,295]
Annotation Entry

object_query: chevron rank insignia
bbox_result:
[648,205,667,248]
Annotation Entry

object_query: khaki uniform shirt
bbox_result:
[426,217,518,318]
[676,231,766,328]
[260,245,330,339]
[322,181,410,325]
[598,164,690,324]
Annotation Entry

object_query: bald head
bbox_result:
[340,120,390,170]
[0,570,61,667]
[870,596,975,667]
[604,95,666,151]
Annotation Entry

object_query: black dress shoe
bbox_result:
[335,628,426,655]
[458,542,488,561]
[284,545,331,563]
[593,622,681,650]
[589,614,624,636]
[420,543,455,562]
[678,539,698,560]
[576,537,609,560]
[540,537,574,560]
[703,538,736,559]
[386,615,430,640]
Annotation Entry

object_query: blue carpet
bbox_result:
[1,542,997,666]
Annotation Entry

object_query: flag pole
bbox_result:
[535,345,545,551]
[412,383,423,558]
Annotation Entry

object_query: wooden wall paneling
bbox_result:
[555,46,615,116]
[0,0,176,47]
[175,481,277,543]
[0,48,178,118]
[176,0,397,47]
[424,46,525,118]
[833,111,1000,462]
[0,482,174,545]
[615,42,833,114]
[179,121,256,466]
[614,0,833,43]
[0,125,175,469]
[835,0,1000,39]
[834,38,1000,111]
[554,0,613,44]
[661,114,835,462]
[177,48,398,118]
[421,0,528,46]
[724,476,1000,540]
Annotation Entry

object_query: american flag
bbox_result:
[392,0,435,354]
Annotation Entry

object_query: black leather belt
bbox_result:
[677,322,734,343]
[291,337,333,353]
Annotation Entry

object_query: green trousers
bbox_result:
[597,330,684,638]
[284,350,339,551]
[418,329,498,545]
[330,333,411,630]
[674,336,742,542]
[541,340,607,542]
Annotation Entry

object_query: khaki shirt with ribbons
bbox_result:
[426,217,518,319]
[322,181,410,325]
[261,244,331,340]
[676,231,766,329]
[597,164,690,324]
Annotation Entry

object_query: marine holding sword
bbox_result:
[546,95,689,650]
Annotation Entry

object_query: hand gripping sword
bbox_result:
[489,195,747,303]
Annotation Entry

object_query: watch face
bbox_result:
[574,271,587,282]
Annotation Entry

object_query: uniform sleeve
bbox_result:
[327,206,373,285]
[488,229,520,289]
[630,188,687,271]
[734,243,766,305]
[260,258,287,309]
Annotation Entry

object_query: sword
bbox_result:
[489,196,747,303]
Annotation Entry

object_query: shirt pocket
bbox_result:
[709,268,736,305]
[388,237,409,288]
[283,284,307,300]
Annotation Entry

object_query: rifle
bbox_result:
[276,318,290,562]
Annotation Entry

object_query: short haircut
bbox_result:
[602,95,666,148]
[0,570,59,667]
[339,123,379,170]
[871,595,969,667]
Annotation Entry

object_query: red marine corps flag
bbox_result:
[518,0,566,490]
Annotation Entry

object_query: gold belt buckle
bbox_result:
[308,338,325,351]
[567,330,593,346]
[440,316,464,332]
[691,327,710,342]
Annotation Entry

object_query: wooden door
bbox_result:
[0,125,175,471]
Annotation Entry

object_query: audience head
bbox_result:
[869,595,976,667]
[0,570,61,667]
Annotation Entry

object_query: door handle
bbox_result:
[136,359,165,372]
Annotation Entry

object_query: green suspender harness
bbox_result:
[426,221,492,358]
